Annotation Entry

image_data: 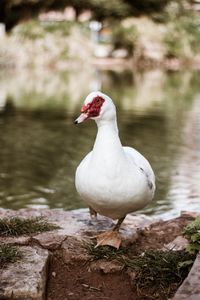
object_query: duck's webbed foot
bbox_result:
[95,230,122,249]
[95,216,126,249]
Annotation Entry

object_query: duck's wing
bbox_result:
[123,146,156,190]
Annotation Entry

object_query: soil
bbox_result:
[47,215,193,300]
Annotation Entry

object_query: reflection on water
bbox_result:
[0,68,200,219]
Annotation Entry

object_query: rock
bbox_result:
[181,211,200,218]
[163,236,189,251]
[0,246,49,300]
[89,259,123,273]
[32,232,66,250]
[173,253,200,300]
[0,235,31,246]
[61,236,91,264]
[0,208,155,247]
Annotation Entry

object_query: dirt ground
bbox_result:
[47,215,192,300]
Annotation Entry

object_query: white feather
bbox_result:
[75,92,155,220]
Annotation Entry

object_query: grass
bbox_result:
[0,244,22,268]
[85,242,195,299]
[85,243,128,260]
[124,250,194,296]
[0,216,59,237]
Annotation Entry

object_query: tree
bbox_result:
[124,0,172,15]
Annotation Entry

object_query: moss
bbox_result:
[0,244,22,267]
[0,216,59,237]
[183,217,200,254]
[85,242,195,298]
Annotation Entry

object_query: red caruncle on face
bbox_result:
[81,96,105,118]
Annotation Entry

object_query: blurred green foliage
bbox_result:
[1,0,200,61]
[111,23,138,56]
[13,19,72,40]
[124,0,171,15]
[1,0,194,30]
[164,13,200,58]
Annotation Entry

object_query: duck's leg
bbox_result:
[89,206,97,220]
[95,216,126,249]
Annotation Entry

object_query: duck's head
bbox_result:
[75,91,116,124]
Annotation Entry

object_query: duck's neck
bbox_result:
[92,117,125,160]
[96,117,118,134]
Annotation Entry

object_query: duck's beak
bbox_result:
[74,103,90,124]
[74,113,88,124]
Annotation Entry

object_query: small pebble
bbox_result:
[52,272,56,277]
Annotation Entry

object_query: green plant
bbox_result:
[85,242,195,297]
[183,217,200,253]
[0,216,59,236]
[0,244,22,267]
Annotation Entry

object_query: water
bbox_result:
[0,68,200,219]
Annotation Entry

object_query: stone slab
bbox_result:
[0,208,156,249]
[0,246,49,300]
[173,253,200,300]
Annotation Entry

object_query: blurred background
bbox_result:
[0,0,200,219]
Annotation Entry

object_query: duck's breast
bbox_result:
[75,148,154,219]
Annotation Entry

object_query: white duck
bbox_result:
[75,91,155,248]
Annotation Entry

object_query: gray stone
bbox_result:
[173,253,200,300]
[163,236,189,251]
[32,232,66,250]
[181,211,200,218]
[89,259,123,273]
[0,246,49,300]
[0,208,156,246]
[0,235,30,246]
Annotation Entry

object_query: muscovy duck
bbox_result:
[75,91,155,248]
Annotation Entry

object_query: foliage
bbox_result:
[0,244,22,267]
[0,216,59,236]
[183,217,200,254]
[124,0,172,16]
[85,242,195,298]
[1,0,195,30]
[111,22,138,55]
[90,0,130,21]
[123,250,194,293]
[12,19,72,40]
[164,13,200,58]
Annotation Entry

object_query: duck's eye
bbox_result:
[96,98,100,103]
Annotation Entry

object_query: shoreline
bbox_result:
[0,208,199,300]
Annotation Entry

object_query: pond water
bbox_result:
[0,67,200,219]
